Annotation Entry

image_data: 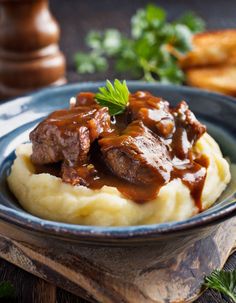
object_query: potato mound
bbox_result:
[8,133,231,226]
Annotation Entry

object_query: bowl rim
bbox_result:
[0,81,236,241]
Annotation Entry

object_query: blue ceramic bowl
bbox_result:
[0,82,236,246]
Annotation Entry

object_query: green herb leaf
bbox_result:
[177,12,206,33]
[86,31,103,50]
[74,52,108,74]
[205,269,236,302]
[102,30,122,55]
[0,281,15,299]
[74,4,206,84]
[95,79,130,115]
[115,39,141,77]
[131,5,166,39]
[146,4,166,27]
[172,24,193,54]
[158,62,185,84]
[86,29,122,56]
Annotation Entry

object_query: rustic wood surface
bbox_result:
[0,0,235,302]
[1,253,235,303]
[0,217,235,303]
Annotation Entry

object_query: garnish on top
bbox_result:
[95,79,129,115]
[30,79,207,205]
[74,5,205,84]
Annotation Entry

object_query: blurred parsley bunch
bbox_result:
[74,5,205,84]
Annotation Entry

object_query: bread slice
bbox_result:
[186,65,236,96]
[180,30,236,68]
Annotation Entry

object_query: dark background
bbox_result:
[50,0,236,83]
[0,1,235,302]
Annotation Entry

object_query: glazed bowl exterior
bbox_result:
[0,82,235,250]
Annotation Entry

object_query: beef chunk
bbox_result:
[30,122,90,165]
[76,92,96,106]
[30,105,111,166]
[128,92,206,143]
[172,101,206,144]
[30,90,208,205]
[171,101,206,159]
[128,92,206,160]
[128,91,175,138]
[61,163,98,186]
[99,121,172,185]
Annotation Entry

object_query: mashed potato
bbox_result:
[7,133,231,226]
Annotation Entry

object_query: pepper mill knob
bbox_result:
[0,0,66,99]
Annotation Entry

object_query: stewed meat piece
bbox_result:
[128,91,175,138]
[171,101,206,159]
[30,105,111,166]
[61,162,98,186]
[30,89,207,205]
[172,101,206,144]
[99,120,172,185]
[76,92,96,106]
[128,91,206,160]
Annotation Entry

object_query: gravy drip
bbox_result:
[33,91,208,208]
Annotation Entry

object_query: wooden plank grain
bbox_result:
[196,253,236,303]
[32,279,56,303]
[56,251,236,303]
[0,258,56,303]
[0,218,235,303]
[0,254,235,303]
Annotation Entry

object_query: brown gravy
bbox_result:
[33,91,208,208]
[35,151,208,206]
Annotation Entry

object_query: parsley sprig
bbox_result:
[95,79,129,115]
[205,269,236,302]
[74,4,205,84]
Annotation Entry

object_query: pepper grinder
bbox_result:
[0,0,66,100]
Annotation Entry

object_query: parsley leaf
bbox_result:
[74,4,205,84]
[86,29,122,56]
[0,281,15,299]
[177,12,206,33]
[171,24,193,54]
[131,4,166,39]
[95,79,129,115]
[74,52,107,74]
[205,269,236,302]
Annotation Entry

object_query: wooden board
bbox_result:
[0,217,235,303]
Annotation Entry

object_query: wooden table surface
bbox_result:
[0,1,235,302]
